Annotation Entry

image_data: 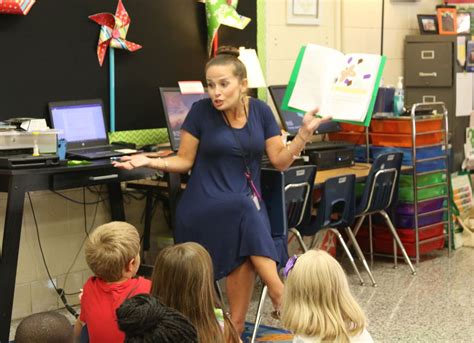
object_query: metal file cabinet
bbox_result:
[404,35,468,170]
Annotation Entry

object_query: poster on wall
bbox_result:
[287,0,320,25]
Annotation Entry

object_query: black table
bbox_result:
[0,160,155,343]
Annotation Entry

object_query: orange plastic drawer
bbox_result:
[370,132,443,147]
[328,132,367,145]
[370,118,443,134]
[339,122,365,133]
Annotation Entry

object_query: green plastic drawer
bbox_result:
[399,172,447,188]
[398,184,447,202]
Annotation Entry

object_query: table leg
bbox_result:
[0,183,26,343]
[107,182,125,221]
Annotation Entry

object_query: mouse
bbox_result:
[141,144,159,152]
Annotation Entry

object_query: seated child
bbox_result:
[151,242,240,343]
[281,249,373,343]
[15,311,73,343]
[116,293,198,342]
[74,221,151,343]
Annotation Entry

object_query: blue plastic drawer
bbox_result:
[370,145,445,169]
[354,145,369,162]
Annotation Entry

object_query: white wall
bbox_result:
[265,0,440,87]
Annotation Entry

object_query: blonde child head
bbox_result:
[151,242,239,343]
[84,221,140,282]
[281,249,366,343]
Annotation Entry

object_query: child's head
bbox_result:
[116,293,198,343]
[281,249,366,342]
[85,221,140,282]
[15,311,73,343]
[151,242,238,343]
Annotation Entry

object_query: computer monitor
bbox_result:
[159,87,209,151]
[268,85,340,136]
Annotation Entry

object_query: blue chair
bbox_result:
[251,165,317,343]
[290,174,365,286]
[351,152,416,285]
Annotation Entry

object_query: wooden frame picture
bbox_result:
[457,12,471,34]
[437,7,457,35]
[417,14,439,34]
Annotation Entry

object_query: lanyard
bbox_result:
[221,103,262,201]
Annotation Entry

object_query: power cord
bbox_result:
[28,192,79,318]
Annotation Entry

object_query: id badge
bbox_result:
[252,194,261,211]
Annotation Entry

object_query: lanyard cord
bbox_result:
[221,100,261,200]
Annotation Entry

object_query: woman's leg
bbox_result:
[249,255,284,311]
[226,259,256,334]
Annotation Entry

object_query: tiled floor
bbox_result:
[10,247,474,342]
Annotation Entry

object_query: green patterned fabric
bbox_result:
[206,0,251,55]
[109,128,169,146]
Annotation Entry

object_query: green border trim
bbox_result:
[257,0,266,101]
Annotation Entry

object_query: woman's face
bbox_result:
[206,64,247,112]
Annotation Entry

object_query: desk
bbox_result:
[0,161,155,343]
[315,163,372,185]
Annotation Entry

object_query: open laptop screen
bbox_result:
[268,85,340,135]
[159,87,209,151]
[49,99,108,150]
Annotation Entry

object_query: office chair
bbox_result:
[291,174,365,286]
[251,165,317,343]
[351,152,416,284]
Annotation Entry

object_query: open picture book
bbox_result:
[282,44,386,126]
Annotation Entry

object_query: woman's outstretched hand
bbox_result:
[299,108,332,140]
[112,154,151,170]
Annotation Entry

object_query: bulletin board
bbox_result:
[0,0,257,131]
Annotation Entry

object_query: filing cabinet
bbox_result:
[404,35,468,170]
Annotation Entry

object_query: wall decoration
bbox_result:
[89,0,142,132]
[417,14,439,34]
[0,0,35,15]
[287,0,320,26]
[437,7,457,35]
[205,0,251,56]
[457,11,471,34]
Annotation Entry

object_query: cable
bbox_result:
[27,192,79,318]
[52,189,107,205]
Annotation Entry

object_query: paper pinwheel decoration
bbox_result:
[0,0,35,15]
[205,0,251,56]
[89,0,142,132]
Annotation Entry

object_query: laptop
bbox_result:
[48,99,131,160]
[268,85,341,136]
[159,87,209,151]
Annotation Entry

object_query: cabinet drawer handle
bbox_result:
[419,72,437,77]
[422,96,436,103]
[421,50,435,59]
[89,174,119,181]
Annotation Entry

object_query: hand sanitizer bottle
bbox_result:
[393,76,404,116]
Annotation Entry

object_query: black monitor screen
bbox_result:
[159,87,209,151]
[268,85,340,135]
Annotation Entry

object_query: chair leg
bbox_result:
[330,229,364,286]
[251,285,268,343]
[290,228,309,252]
[380,210,416,275]
[344,227,377,287]
[352,215,366,237]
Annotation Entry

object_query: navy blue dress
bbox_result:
[174,97,287,280]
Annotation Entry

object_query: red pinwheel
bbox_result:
[89,0,142,67]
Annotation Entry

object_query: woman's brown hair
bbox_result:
[205,46,247,81]
[151,242,240,343]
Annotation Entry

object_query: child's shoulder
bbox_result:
[130,276,152,293]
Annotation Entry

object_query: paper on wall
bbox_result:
[456,73,473,117]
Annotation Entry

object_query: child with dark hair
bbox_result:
[15,311,73,343]
[116,293,198,343]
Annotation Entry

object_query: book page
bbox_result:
[321,53,382,122]
[288,44,343,112]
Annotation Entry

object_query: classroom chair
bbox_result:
[290,174,365,286]
[351,152,416,285]
[251,165,317,343]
